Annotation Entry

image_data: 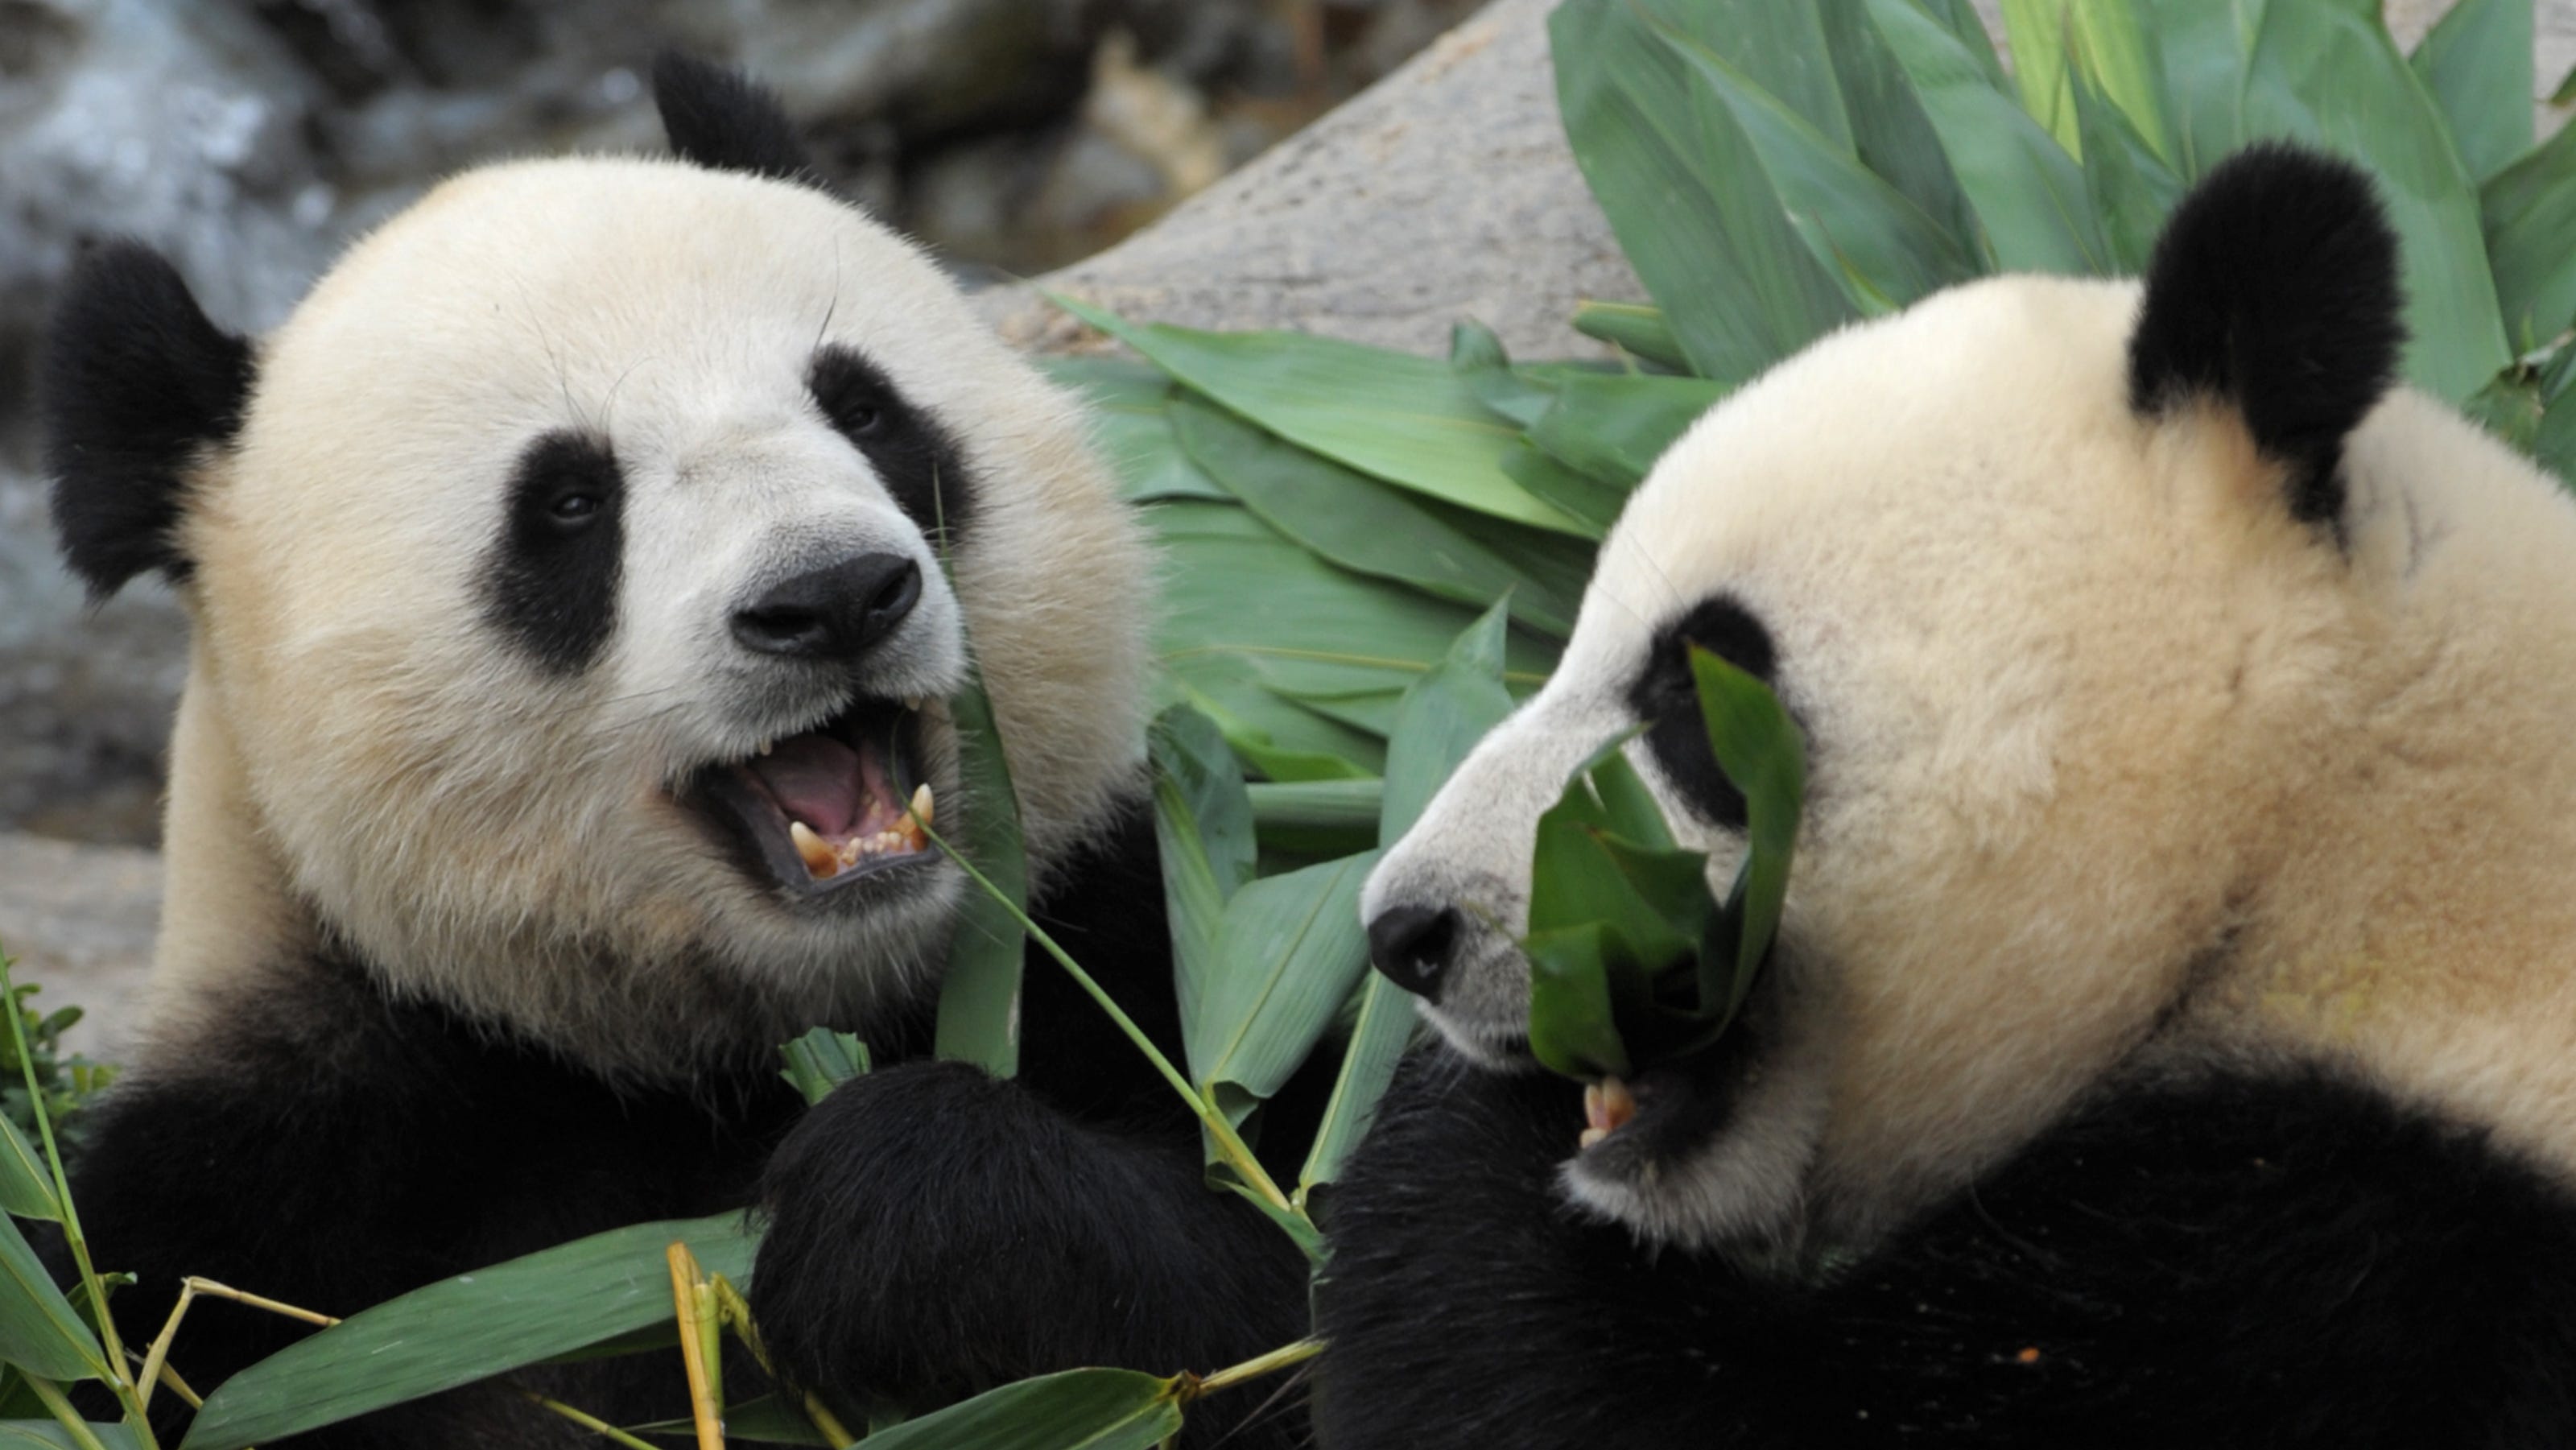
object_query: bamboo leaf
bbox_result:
[0,1214,103,1384]
[931,667,1027,1076]
[1864,0,2110,275]
[181,1216,758,1450]
[1526,374,1728,490]
[0,1425,142,1450]
[2002,0,2083,154]
[1569,302,1692,372]
[778,1029,870,1107]
[1650,19,1977,314]
[2409,0,2533,182]
[1525,924,1637,1080]
[1448,322,1562,426]
[1150,705,1257,1032]
[1816,0,1981,249]
[2483,119,2576,349]
[1378,601,1517,842]
[1690,647,1806,1014]
[1050,295,1591,536]
[1246,779,1381,850]
[857,1369,1181,1450]
[1550,0,1858,382]
[2155,0,2264,179]
[0,1117,56,1223]
[1191,851,1380,1117]
[2068,39,2186,273]
[1040,357,1229,503]
[2235,0,2513,402]
[1295,973,1418,1197]
[1172,394,1586,636]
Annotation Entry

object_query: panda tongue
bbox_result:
[749,735,870,838]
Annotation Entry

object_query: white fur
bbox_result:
[147,158,1150,1080]
[1368,273,2576,1250]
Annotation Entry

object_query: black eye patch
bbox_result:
[1626,595,1777,832]
[483,430,625,675]
[807,345,973,547]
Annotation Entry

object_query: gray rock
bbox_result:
[0,832,159,1059]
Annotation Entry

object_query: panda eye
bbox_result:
[549,492,601,524]
[840,403,884,436]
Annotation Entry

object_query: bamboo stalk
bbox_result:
[523,1390,664,1450]
[666,1243,725,1450]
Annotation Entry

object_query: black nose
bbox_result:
[732,552,922,661]
[1368,904,1459,1000]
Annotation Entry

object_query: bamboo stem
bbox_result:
[666,1244,725,1450]
[523,1390,664,1450]
[1191,1337,1324,1397]
[23,1376,114,1450]
[179,1278,341,1328]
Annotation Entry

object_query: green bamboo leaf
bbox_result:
[2235,1,2512,402]
[1041,358,1229,503]
[931,666,1027,1076]
[1172,395,1586,636]
[1525,924,1636,1080]
[1247,779,1381,845]
[1448,322,1562,427]
[2004,0,2174,166]
[2409,0,2533,182]
[2483,119,2576,349]
[1550,0,1858,382]
[1166,662,1385,783]
[1050,295,1591,536]
[778,1028,870,1107]
[1501,443,1633,535]
[858,1368,1181,1450]
[2069,41,2186,273]
[1294,972,1417,1196]
[1191,850,1380,1119]
[2553,60,2576,106]
[2001,0,2083,154]
[1864,0,2109,275]
[2536,343,2576,485]
[1650,19,1977,314]
[2154,0,2264,179]
[1527,374,1728,489]
[0,1425,142,1450]
[1815,0,1982,250]
[1569,302,1693,372]
[0,1117,56,1223]
[1378,601,1517,841]
[629,1394,832,1444]
[1149,704,1255,1033]
[1920,0,2009,90]
[0,1214,103,1384]
[181,1216,758,1450]
[1690,646,1807,1015]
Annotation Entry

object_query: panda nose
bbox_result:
[732,552,923,662]
[1367,903,1459,1001]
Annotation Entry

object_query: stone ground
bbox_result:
[6,0,2574,1057]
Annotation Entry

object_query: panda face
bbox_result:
[159,157,1148,1073]
[1364,263,2382,1248]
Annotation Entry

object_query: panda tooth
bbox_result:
[1579,1126,1608,1150]
[757,739,774,758]
[903,695,923,712]
[909,783,935,830]
[1598,1076,1637,1131]
[789,820,838,878]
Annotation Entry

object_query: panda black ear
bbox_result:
[44,240,255,600]
[2128,143,2404,530]
[652,52,817,186]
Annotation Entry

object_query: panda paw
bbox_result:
[748,1060,1305,1416]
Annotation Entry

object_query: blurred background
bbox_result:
[0,0,1482,853]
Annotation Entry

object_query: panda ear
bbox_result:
[2127,144,2405,530]
[44,240,255,601]
[652,52,817,185]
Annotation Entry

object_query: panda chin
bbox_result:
[678,696,943,908]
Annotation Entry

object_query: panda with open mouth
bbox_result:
[1316,147,2576,1448]
[44,56,1308,1447]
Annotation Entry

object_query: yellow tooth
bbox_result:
[757,739,774,757]
[789,821,838,878]
[903,695,924,712]
[1599,1076,1637,1131]
[1579,1126,1607,1150]
[1583,1082,1607,1132]
[909,783,935,829]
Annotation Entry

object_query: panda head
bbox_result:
[1363,146,2454,1250]
[45,56,1150,1076]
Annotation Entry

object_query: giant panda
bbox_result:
[1315,146,2576,1449]
[43,55,1307,1447]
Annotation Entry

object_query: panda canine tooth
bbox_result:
[789,820,838,878]
[1578,1126,1608,1150]
[909,783,935,829]
[903,695,923,712]
[1598,1076,1637,1131]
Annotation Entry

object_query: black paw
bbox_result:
[749,1060,1305,1412]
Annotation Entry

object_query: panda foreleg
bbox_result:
[749,1059,1311,1440]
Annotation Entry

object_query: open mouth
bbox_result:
[680,695,940,899]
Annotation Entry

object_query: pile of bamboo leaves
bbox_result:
[8,1,2576,1446]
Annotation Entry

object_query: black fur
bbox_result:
[1629,594,1777,832]
[66,803,1315,1448]
[807,345,975,547]
[43,240,256,598]
[651,52,817,186]
[2128,144,2405,530]
[481,430,626,675]
[1315,1058,2576,1449]
[750,805,1314,1446]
